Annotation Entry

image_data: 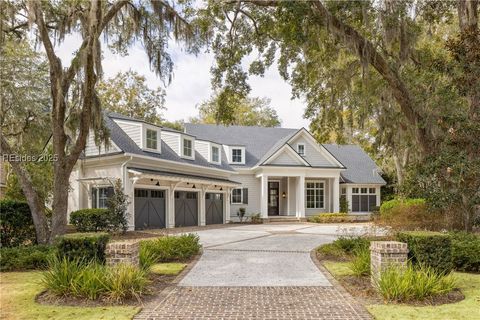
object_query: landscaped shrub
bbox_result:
[0,245,55,271]
[376,198,451,231]
[106,179,129,233]
[69,209,110,232]
[55,232,110,264]
[140,234,200,266]
[450,232,480,272]
[250,213,262,224]
[376,264,456,302]
[307,213,351,223]
[349,247,371,276]
[316,236,370,261]
[397,231,453,274]
[0,200,36,247]
[42,257,149,301]
[317,243,349,260]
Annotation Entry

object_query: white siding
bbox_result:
[114,120,142,146]
[289,136,334,167]
[268,151,304,166]
[195,141,210,161]
[84,133,119,157]
[230,174,260,218]
[288,177,297,214]
[304,178,330,216]
[162,131,181,155]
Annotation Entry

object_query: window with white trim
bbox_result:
[183,138,193,157]
[232,148,243,163]
[211,145,220,163]
[146,129,158,150]
[297,143,305,156]
[91,187,113,209]
[231,188,243,204]
[351,187,377,212]
[305,181,324,209]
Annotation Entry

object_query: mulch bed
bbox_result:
[36,272,178,307]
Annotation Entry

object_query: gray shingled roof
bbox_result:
[323,144,386,184]
[184,123,299,167]
[99,114,235,172]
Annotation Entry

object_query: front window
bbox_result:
[305,182,324,209]
[146,129,157,149]
[297,144,305,156]
[183,138,193,157]
[212,146,220,163]
[232,148,243,163]
[92,187,112,209]
[232,188,243,204]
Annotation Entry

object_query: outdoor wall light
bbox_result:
[192,184,196,189]
[155,181,160,186]
[282,192,286,198]
[220,187,223,191]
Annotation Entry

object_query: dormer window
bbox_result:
[183,137,193,158]
[211,145,220,163]
[146,129,158,150]
[232,148,243,163]
[297,143,305,156]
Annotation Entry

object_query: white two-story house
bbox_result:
[68,112,385,230]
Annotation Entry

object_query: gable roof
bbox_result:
[100,114,235,172]
[262,143,312,167]
[184,123,298,167]
[323,144,386,184]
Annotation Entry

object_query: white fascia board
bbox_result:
[255,166,344,178]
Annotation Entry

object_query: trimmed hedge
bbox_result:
[69,209,111,232]
[450,232,480,272]
[0,245,55,271]
[55,232,110,264]
[140,234,201,267]
[0,200,36,247]
[308,213,351,223]
[397,231,453,274]
[380,198,426,217]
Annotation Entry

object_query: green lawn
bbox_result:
[150,262,186,275]
[323,261,480,320]
[0,271,139,320]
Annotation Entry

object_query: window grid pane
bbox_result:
[232,149,242,163]
[305,182,324,209]
[183,139,192,157]
[212,146,219,162]
[146,129,157,149]
[232,189,242,203]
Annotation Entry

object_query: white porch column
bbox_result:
[125,177,137,230]
[199,187,206,226]
[296,175,305,218]
[333,176,340,213]
[225,188,231,223]
[167,183,176,228]
[260,174,269,219]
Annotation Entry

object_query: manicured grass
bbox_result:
[323,261,355,277]
[150,263,186,276]
[0,272,139,320]
[368,272,480,320]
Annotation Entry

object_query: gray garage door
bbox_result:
[134,189,166,230]
[206,193,223,225]
[175,191,198,227]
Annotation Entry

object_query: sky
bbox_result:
[55,36,310,129]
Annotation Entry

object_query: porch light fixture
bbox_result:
[282,192,286,198]
[220,187,223,191]
[192,184,196,189]
[155,181,160,186]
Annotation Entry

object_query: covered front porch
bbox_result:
[256,168,341,219]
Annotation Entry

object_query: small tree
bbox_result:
[340,196,349,213]
[107,179,129,233]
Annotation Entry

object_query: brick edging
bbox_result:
[310,250,373,319]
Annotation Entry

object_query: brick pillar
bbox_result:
[370,241,408,284]
[105,241,140,267]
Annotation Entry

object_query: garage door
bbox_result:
[134,189,166,230]
[206,193,223,225]
[175,191,198,227]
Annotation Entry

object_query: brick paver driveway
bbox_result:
[136,223,374,320]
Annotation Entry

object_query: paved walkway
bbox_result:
[136,223,374,320]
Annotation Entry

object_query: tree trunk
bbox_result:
[0,137,50,244]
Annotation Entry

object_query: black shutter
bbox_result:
[352,195,360,212]
[91,187,97,208]
[242,188,248,204]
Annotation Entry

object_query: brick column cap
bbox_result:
[370,241,408,254]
